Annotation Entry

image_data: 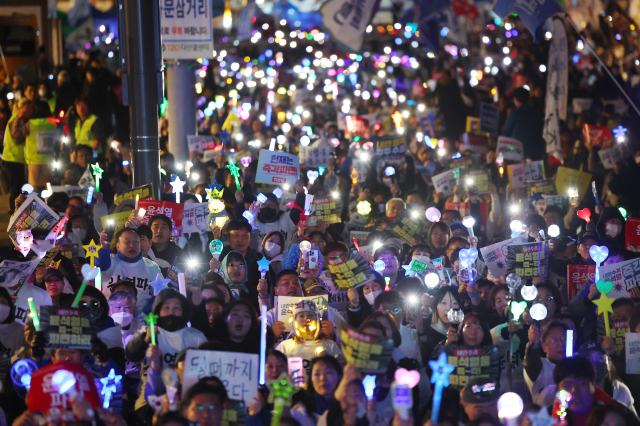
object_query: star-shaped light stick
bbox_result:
[593,280,615,337]
[149,273,171,296]
[429,352,455,424]
[146,312,159,345]
[91,163,104,191]
[227,163,242,191]
[170,175,186,204]
[100,368,122,409]
[257,257,271,279]
[267,373,300,426]
[83,239,100,267]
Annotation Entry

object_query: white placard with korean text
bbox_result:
[160,0,214,59]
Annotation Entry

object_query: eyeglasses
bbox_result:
[382,307,401,314]
[535,296,554,303]
[545,338,566,346]
[228,263,246,269]
[79,300,100,309]
[195,404,218,411]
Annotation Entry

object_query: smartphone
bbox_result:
[105,220,117,241]
[288,357,304,387]
[309,249,319,270]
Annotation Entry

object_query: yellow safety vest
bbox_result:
[75,114,99,150]
[26,118,57,165]
[2,115,25,164]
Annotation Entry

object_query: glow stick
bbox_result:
[363,375,376,400]
[71,282,87,308]
[86,186,94,205]
[259,304,267,385]
[589,245,608,282]
[100,368,122,409]
[95,272,102,291]
[28,298,39,330]
[135,194,139,211]
[429,352,455,424]
[227,163,242,191]
[146,312,158,345]
[178,273,187,297]
[462,216,475,239]
[566,330,573,357]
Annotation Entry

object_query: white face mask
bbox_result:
[73,228,87,242]
[264,242,281,258]
[0,304,10,322]
[605,223,621,238]
[112,311,133,327]
[364,289,382,305]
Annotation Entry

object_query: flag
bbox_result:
[406,0,450,52]
[493,0,565,42]
[222,111,239,132]
[543,18,568,161]
[320,0,381,52]
[237,2,258,41]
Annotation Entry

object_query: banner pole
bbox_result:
[565,14,640,119]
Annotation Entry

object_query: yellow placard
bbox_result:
[555,167,592,199]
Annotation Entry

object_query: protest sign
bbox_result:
[187,135,216,153]
[625,218,640,251]
[39,306,94,349]
[114,184,154,206]
[166,258,183,288]
[432,167,461,197]
[567,264,595,300]
[507,241,550,279]
[255,149,300,186]
[309,197,342,226]
[462,169,491,194]
[444,201,488,233]
[599,257,640,298]
[612,321,629,355]
[349,227,371,247]
[202,148,223,163]
[525,161,545,181]
[466,116,481,133]
[507,162,546,189]
[277,295,329,331]
[496,137,524,161]
[527,179,557,198]
[329,290,349,311]
[532,195,566,216]
[450,155,476,170]
[299,142,332,167]
[338,319,395,373]
[479,235,528,277]
[182,350,258,403]
[7,193,59,244]
[582,124,613,149]
[626,333,640,374]
[182,202,210,233]
[0,258,41,289]
[572,98,593,113]
[138,200,185,237]
[480,103,499,136]
[461,133,490,155]
[388,211,428,245]
[327,249,376,289]
[438,345,501,390]
[373,135,406,162]
[50,186,88,199]
[598,145,625,169]
[344,115,370,139]
[100,211,132,243]
[555,167,592,198]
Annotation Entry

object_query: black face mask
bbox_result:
[157,315,182,332]
[79,300,102,322]
[259,207,277,222]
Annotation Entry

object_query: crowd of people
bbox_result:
[3,5,640,426]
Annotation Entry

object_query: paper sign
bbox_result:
[326,249,377,289]
[138,200,185,237]
[36,130,58,155]
[507,241,550,279]
[373,135,406,163]
[444,201,488,233]
[100,211,133,243]
[0,257,41,289]
[612,321,629,355]
[432,167,461,197]
[166,258,183,288]
[329,290,349,311]
[598,145,624,169]
[182,202,210,233]
[7,193,60,245]
[532,195,567,216]
[625,333,640,374]
[203,148,223,163]
[508,163,526,189]
[255,149,300,186]
[583,124,613,149]
[309,197,342,225]
[438,345,501,390]
[182,350,258,403]
[344,115,370,139]
[572,98,593,113]
[479,103,499,136]
[527,179,557,198]
[50,186,88,199]
[480,235,528,277]
[466,116,481,133]
[338,319,395,373]
[350,228,371,248]
[299,142,331,167]
[555,167,592,199]
[450,156,475,170]
[461,133,490,155]
[187,135,216,153]
[462,169,491,194]
[625,218,640,252]
[277,295,328,331]
[114,184,154,206]
[388,210,428,245]
[39,306,94,349]
[566,264,595,300]
[496,137,524,161]
[599,257,640,298]
[525,161,545,181]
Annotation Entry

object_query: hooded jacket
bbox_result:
[218,250,250,296]
[596,207,626,249]
[125,289,207,411]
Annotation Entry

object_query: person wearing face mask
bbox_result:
[260,231,285,290]
[345,274,385,328]
[126,288,207,416]
[596,208,626,251]
[108,290,144,378]
[79,285,125,351]
[0,287,28,358]
[70,214,100,247]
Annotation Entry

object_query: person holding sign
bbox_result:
[98,227,162,314]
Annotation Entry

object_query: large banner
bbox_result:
[543,18,568,159]
[160,0,214,59]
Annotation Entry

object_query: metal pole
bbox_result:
[167,62,196,166]
[122,0,163,199]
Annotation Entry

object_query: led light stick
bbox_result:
[100,368,122,409]
[83,240,100,267]
[462,216,475,239]
[426,207,441,222]
[209,239,223,272]
[459,248,478,287]
[257,257,271,279]
[392,368,420,419]
[429,352,455,424]
[86,187,95,205]
[497,392,523,426]
[357,201,372,215]
[425,272,440,289]
[506,273,522,298]
[384,277,391,291]
[95,272,102,291]
[11,359,38,389]
[146,312,158,345]
[72,264,100,308]
[530,303,548,329]
[510,301,527,321]
[91,163,104,191]
[28,298,39,330]
[521,284,538,301]
[593,280,615,337]
[268,373,300,426]
[227,163,242,191]
[548,224,560,238]
[257,193,268,204]
[52,369,77,395]
[170,175,186,204]
[178,273,187,297]
[363,375,376,400]
[162,370,179,411]
[259,304,267,385]
[589,245,609,282]
[566,330,574,357]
